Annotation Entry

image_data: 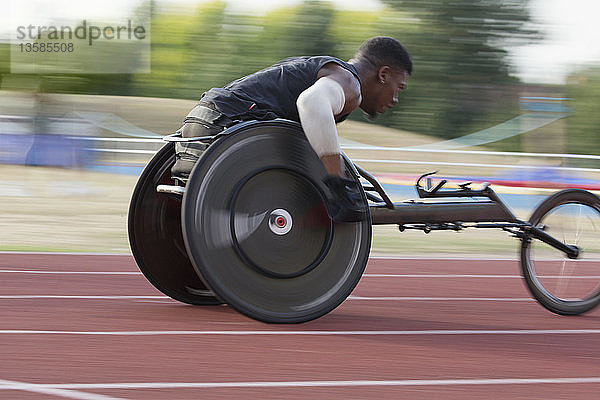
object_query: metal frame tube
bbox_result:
[369,200,516,225]
[524,226,580,258]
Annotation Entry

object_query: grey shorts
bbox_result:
[172,104,234,180]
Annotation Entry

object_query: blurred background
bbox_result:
[0,0,599,254]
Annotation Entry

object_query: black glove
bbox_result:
[322,176,368,223]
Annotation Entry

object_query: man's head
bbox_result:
[351,36,412,119]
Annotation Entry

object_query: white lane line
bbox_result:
[0,270,140,275]
[368,256,599,262]
[0,253,521,262]
[1,253,595,262]
[364,274,522,278]
[2,270,599,279]
[0,378,126,400]
[0,252,514,260]
[1,377,600,390]
[368,256,517,261]
[134,300,179,304]
[1,329,600,336]
[0,253,496,260]
[0,270,523,277]
[0,295,534,302]
[0,295,168,299]
[363,274,600,278]
[347,296,534,301]
[0,252,130,256]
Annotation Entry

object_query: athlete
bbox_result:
[172,36,412,222]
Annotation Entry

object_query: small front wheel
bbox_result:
[521,189,600,315]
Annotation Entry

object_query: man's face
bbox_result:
[361,68,408,119]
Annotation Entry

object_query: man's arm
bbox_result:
[296,64,361,177]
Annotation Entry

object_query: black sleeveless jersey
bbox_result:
[199,56,360,122]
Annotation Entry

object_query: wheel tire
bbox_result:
[182,120,371,323]
[128,143,222,305]
[521,189,600,315]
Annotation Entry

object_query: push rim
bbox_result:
[182,120,371,323]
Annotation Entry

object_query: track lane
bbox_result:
[2,253,600,399]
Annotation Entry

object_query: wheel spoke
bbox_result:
[556,258,576,298]
[574,204,583,246]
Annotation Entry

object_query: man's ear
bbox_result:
[378,65,392,83]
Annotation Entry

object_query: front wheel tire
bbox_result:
[521,189,600,315]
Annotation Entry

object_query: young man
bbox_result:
[172,36,412,222]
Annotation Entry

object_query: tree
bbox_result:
[380,0,539,138]
[566,68,600,156]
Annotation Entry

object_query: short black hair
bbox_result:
[354,36,412,75]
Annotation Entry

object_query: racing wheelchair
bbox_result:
[128,119,600,323]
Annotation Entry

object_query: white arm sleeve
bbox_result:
[296,77,345,157]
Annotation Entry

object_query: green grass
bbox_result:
[0,245,111,253]
[370,225,521,257]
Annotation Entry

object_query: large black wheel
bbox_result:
[182,120,372,323]
[521,189,600,315]
[128,143,221,305]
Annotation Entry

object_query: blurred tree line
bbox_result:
[0,0,598,154]
[565,68,600,157]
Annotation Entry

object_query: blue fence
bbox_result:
[0,133,95,168]
[0,115,98,168]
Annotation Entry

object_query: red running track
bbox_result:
[1,253,600,399]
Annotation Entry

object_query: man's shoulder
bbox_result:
[272,55,338,66]
[316,60,362,111]
[317,60,360,85]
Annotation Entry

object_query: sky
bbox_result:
[4,0,600,84]
[512,0,600,83]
